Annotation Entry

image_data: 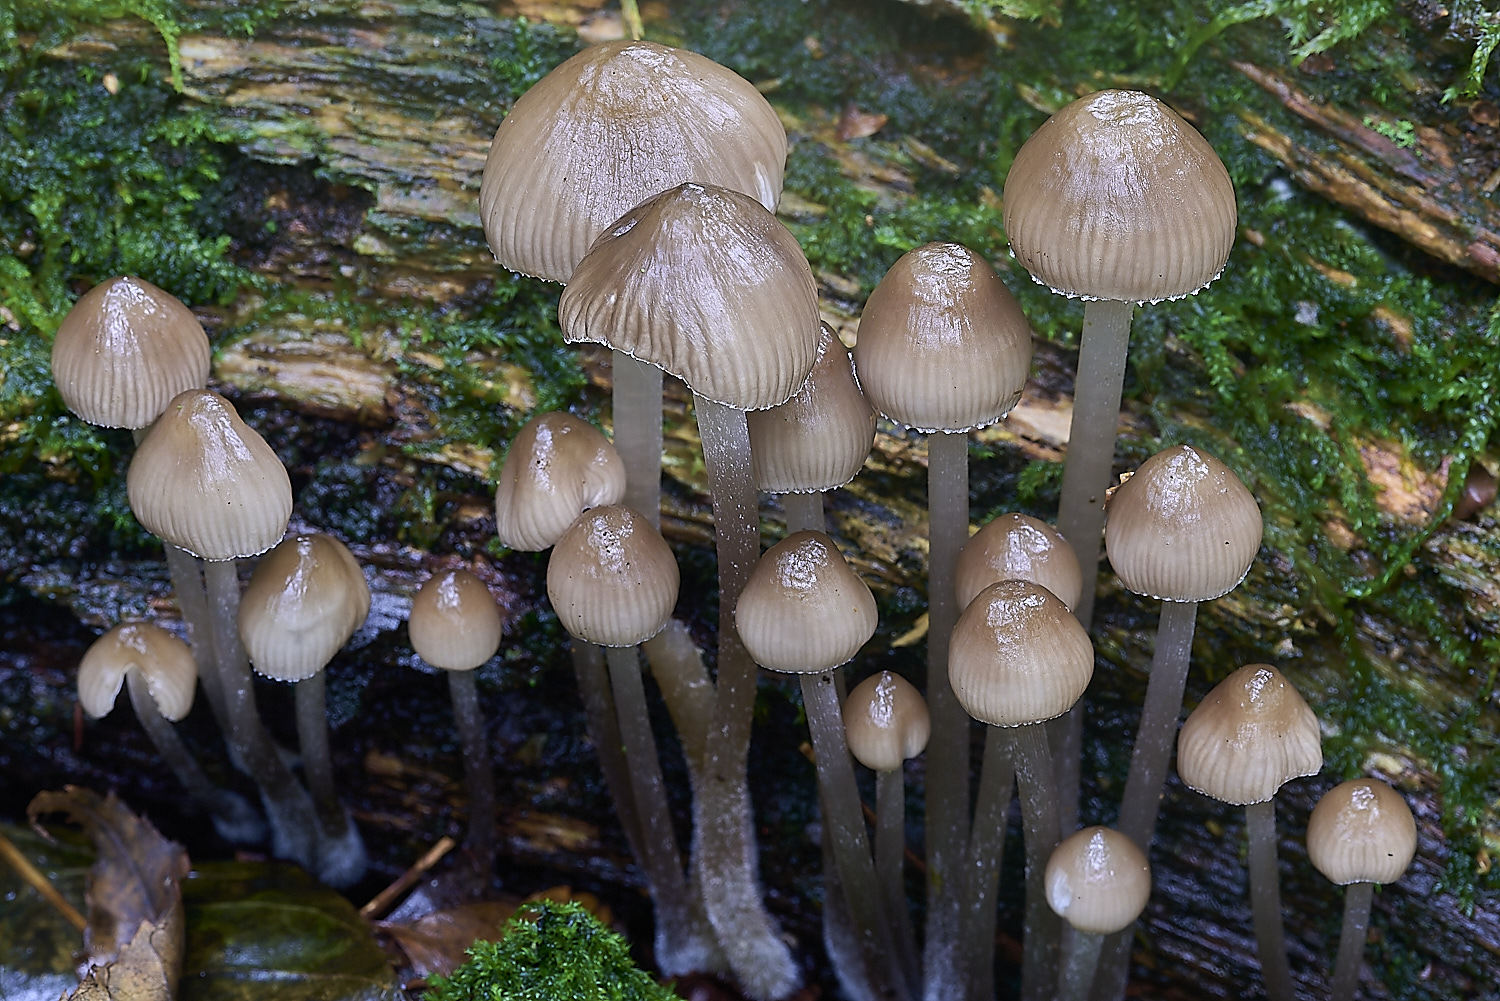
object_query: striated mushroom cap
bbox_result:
[736,531,878,674]
[1307,778,1417,886]
[1045,826,1152,935]
[843,670,930,773]
[409,568,504,672]
[51,276,211,430]
[851,242,1033,433]
[480,40,787,284]
[494,412,627,552]
[1177,663,1322,806]
[78,622,197,722]
[239,534,371,682]
[955,512,1082,612]
[1105,443,1262,602]
[547,505,679,647]
[559,182,820,411]
[127,389,292,561]
[1003,89,1237,304]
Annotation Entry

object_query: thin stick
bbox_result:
[448,669,496,872]
[612,350,663,530]
[781,491,826,535]
[1246,799,1297,1001]
[1011,722,1063,1001]
[0,829,87,931]
[962,724,1015,1001]
[1330,881,1374,1001]
[359,836,457,918]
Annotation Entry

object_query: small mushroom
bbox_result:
[493,411,626,552]
[1044,826,1150,1001]
[955,512,1082,613]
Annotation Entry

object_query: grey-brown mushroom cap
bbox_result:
[480,40,787,284]
[1003,89,1237,304]
[126,389,293,561]
[408,568,504,672]
[1306,778,1417,886]
[494,412,627,552]
[546,505,680,648]
[239,534,372,682]
[851,242,1034,433]
[1045,826,1152,935]
[1105,443,1263,602]
[737,531,878,674]
[748,322,876,494]
[843,670,930,773]
[51,276,211,430]
[558,182,821,412]
[78,622,197,721]
[955,512,1083,612]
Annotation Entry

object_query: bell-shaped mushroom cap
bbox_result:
[1003,89,1237,304]
[843,670,930,772]
[78,622,197,722]
[50,276,212,430]
[1306,778,1417,886]
[949,579,1093,727]
[1105,443,1262,602]
[494,412,627,552]
[955,513,1083,612]
[736,531,878,674]
[239,534,371,682]
[409,568,504,672]
[558,182,821,412]
[851,242,1033,433]
[480,40,787,284]
[1177,663,1322,806]
[126,389,292,561]
[547,505,679,647]
[748,323,876,494]
[1045,826,1152,935]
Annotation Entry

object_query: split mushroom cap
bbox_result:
[851,242,1033,433]
[78,622,197,721]
[747,322,876,494]
[559,182,821,411]
[50,276,212,430]
[1105,443,1262,602]
[1177,662,1322,806]
[736,531,878,674]
[949,579,1094,727]
[843,670,930,773]
[480,39,787,283]
[409,568,504,672]
[1003,89,1237,304]
[239,534,371,682]
[955,512,1083,612]
[127,389,293,561]
[1045,826,1152,935]
[547,504,679,647]
[1306,778,1417,886]
[494,412,627,552]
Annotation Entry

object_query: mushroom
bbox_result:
[238,533,372,887]
[1306,778,1417,1001]
[77,622,264,845]
[1044,826,1150,1001]
[851,241,1033,994]
[493,411,626,553]
[955,512,1082,613]
[1176,663,1323,1001]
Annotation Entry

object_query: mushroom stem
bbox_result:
[571,641,648,863]
[1330,881,1374,1001]
[692,393,800,999]
[1059,931,1105,1001]
[962,724,1015,1001]
[1246,798,1297,1001]
[923,427,973,997]
[822,668,873,1001]
[613,350,664,529]
[643,621,713,774]
[1010,721,1063,1001]
[294,672,348,839]
[447,668,497,872]
[782,491,826,535]
[124,670,265,845]
[876,766,921,993]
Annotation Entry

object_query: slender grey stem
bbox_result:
[1060,932,1105,1001]
[823,667,874,1001]
[294,672,347,839]
[693,394,800,999]
[782,490,826,535]
[613,350,664,530]
[1247,799,1296,1001]
[447,668,496,872]
[643,620,713,774]
[962,725,1015,1001]
[1011,722,1063,1001]
[923,428,972,1001]
[1330,881,1374,1001]
[572,640,648,862]
[877,767,921,994]
[1050,707,1082,834]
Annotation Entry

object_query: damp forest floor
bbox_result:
[4,0,1500,998]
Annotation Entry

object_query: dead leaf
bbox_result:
[836,104,888,141]
[381,901,516,978]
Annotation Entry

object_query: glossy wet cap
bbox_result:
[547,505,679,647]
[736,531,878,674]
[949,579,1093,727]
[748,322,876,494]
[955,513,1082,612]
[1105,443,1262,602]
[843,670,930,772]
[1045,826,1152,935]
[51,276,212,430]
[78,622,196,721]
[851,242,1033,433]
[408,568,504,671]
[559,182,820,411]
[127,389,293,561]
[1003,89,1237,303]
[239,534,371,682]
[480,40,786,283]
[1177,663,1322,806]
[1307,778,1417,885]
[494,412,627,552]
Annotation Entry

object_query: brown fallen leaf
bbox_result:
[836,103,888,141]
[381,901,517,978]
